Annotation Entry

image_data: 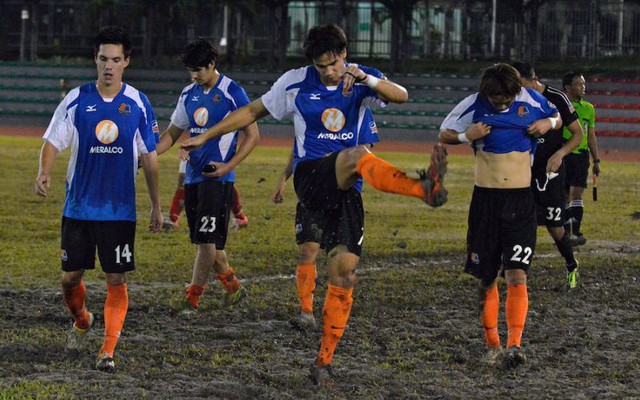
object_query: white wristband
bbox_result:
[365,75,380,89]
[457,133,470,143]
[548,117,557,130]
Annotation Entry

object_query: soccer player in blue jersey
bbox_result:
[182,24,447,386]
[440,63,561,367]
[156,38,259,310]
[34,26,163,373]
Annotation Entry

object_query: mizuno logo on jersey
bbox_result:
[86,104,97,112]
[191,96,199,102]
[310,93,321,100]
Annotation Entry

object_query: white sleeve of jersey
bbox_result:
[440,93,478,133]
[361,94,387,110]
[136,129,149,155]
[43,88,80,151]
[261,67,307,121]
[170,90,191,130]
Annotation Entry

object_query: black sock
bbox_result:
[573,206,584,236]
[555,232,577,270]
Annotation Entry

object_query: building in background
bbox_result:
[1,0,638,71]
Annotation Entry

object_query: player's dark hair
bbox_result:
[511,61,535,80]
[562,71,583,89]
[94,26,132,59]
[303,24,347,61]
[181,38,218,70]
[479,63,521,98]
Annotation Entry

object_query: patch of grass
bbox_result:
[3,136,637,288]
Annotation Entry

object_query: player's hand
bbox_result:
[272,176,287,204]
[592,161,601,177]
[181,135,206,151]
[546,151,564,173]
[466,122,491,141]
[527,118,553,137]
[149,207,162,233]
[35,174,50,197]
[342,64,366,94]
[178,148,189,161]
[203,162,228,178]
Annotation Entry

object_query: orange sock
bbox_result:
[169,186,185,223]
[296,263,317,314]
[100,284,128,357]
[481,285,501,348]
[186,284,205,309]
[62,280,90,329]
[217,267,241,294]
[506,284,528,349]
[356,152,424,199]
[317,284,354,366]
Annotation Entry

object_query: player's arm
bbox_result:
[182,99,269,151]
[439,123,491,145]
[546,119,583,172]
[204,121,261,178]
[527,113,562,137]
[342,65,407,103]
[139,151,163,233]
[35,141,60,197]
[157,123,187,156]
[273,148,294,204]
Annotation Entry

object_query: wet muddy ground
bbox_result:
[1,242,639,399]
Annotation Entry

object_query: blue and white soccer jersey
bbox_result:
[261,64,386,171]
[43,83,158,222]
[440,87,558,155]
[171,75,251,185]
[441,88,557,278]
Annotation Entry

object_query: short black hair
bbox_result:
[303,24,347,61]
[511,61,535,80]
[181,38,218,70]
[94,26,132,59]
[479,63,521,98]
[562,71,583,89]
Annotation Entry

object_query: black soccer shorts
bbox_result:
[184,180,233,248]
[60,217,136,273]
[293,152,365,256]
[465,186,537,282]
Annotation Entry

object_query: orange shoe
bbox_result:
[419,143,448,208]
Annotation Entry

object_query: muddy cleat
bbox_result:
[310,362,334,387]
[162,220,178,231]
[569,234,587,246]
[419,143,448,207]
[95,351,116,373]
[504,347,527,368]
[566,262,580,289]
[66,312,94,350]
[481,347,504,365]
[179,299,198,315]
[290,311,317,331]
[234,215,249,229]
[223,286,247,308]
